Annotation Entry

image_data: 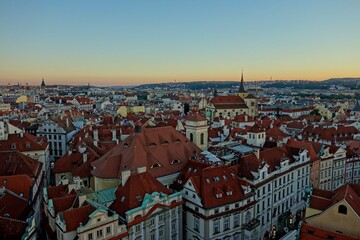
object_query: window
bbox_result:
[106,226,111,235]
[194,217,199,232]
[159,228,164,237]
[213,220,220,234]
[158,214,163,222]
[234,214,240,227]
[224,217,230,230]
[135,225,141,233]
[88,233,93,240]
[190,133,194,142]
[200,133,204,145]
[96,229,103,238]
[150,233,156,240]
[338,205,347,215]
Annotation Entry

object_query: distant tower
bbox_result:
[185,112,208,151]
[238,70,248,99]
[213,87,218,96]
[41,78,46,88]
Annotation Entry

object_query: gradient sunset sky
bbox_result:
[1,0,360,86]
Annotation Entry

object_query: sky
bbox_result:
[1,0,360,86]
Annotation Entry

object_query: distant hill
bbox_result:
[110,77,360,90]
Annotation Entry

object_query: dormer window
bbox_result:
[151,163,161,168]
[172,159,181,164]
[25,142,31,149]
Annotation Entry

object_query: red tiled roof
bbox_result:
[309,184,360,217]
[189,165,248,208]
[92,126,202,179]
[0,190,31,220]
[0,216,29,239]
[0,132,47,152]
[300,223,358,240]
[52,194,78,215]
[47,184,68,200]
[0,175,34,200]
[0,151,42,178]
[185,112,207,122]
[62,204,96,232]
[111,171,171,217]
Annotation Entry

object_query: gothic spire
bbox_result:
[239,70,246,93]
[41,78,46,88]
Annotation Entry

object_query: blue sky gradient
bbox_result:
[1,0,359,85]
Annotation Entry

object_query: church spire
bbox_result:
[239,69,246,93]
[41,77,46,88]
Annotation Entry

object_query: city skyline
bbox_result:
[1,0,360,86]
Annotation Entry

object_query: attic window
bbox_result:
[162,140,169,144]
[136,196,142,202]
[124,143,129,147]
[213,177,220,182]
[174,138,181,143]
[11,143,16,150]
[121,196,125,202]
[223,175,227,181]
[172,159,181,164]
[149,143,157,147]
[19,192,24,197]
[206,178,210,184]
[25,142,31,148]
[151,163,161,168]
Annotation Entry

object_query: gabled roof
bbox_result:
[188,165,248,209]
[0,216,29,240]
[0,151,42,178]
[110,171,171,217]
[0,190,31,220]
[309,184,360,217]
[92,126,202,179]
[62,204,96,232]
[0,175,34,200]
[0,132,47,152]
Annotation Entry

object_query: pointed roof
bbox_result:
[41,78,46,87]
[110,171,171,217]
[239,71,246,93]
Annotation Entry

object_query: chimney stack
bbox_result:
[135,121,142,133]
[253,148,260,159]
[121,170,131,185]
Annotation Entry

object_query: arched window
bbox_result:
[338,205,347,214]
[190,133,194,142]
[200,133,204,145]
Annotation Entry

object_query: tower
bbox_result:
[238,70,248,99]
[41,78,46,88]
[185,112,208,151]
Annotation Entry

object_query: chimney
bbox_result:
[121,170,131,185]
[135,121,142,133]
[78,194,87,206]
[253,148,260,159]
[93,129,99,141]
[137,166,146,174]
[83,153,88,163]
[112,128,116,141]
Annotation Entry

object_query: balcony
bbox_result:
[244,218,260,231]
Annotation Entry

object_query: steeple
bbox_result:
[239,70,246,93]
[41,78,46,88]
